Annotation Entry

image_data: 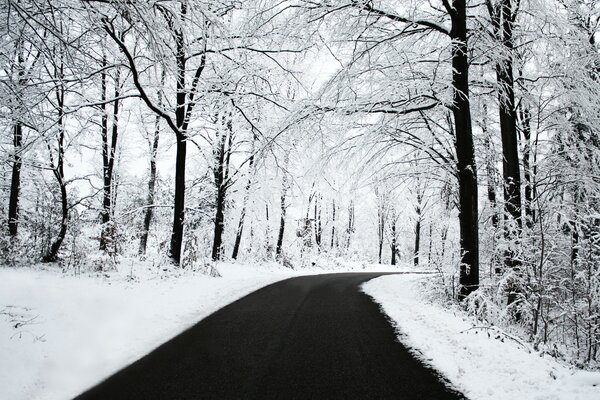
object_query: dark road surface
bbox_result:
[75,273,465,400]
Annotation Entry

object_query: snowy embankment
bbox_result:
[0,262,295,400]
[363,274,600,400]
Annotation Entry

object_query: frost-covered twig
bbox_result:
[462,325,532,353]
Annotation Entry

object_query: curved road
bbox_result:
[75,273,464,400]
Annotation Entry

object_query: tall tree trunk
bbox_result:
[450,0,479,299]
[169,5,188,264]
[100,66,121,251]
[378,202,385,264]
[330,199,336,249]
[138,77,163,256]
[8,123,22,237]
[346,200,354,249]
[315,194,322,249]
[8,48,25,237]
[211,116,232,261]
[44,66,68,262]
[275,157,289,258]
[391,219,397,266]
[492,0,523,271]
[414,217,421,267]
[231,135,256,260]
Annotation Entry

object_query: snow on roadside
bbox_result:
[0,262,294,400]
[363,274,600,400]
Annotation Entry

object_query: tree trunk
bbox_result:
[346,200,354,249]
[44,79,68,262]
[8,48,26,237]
[330,199,336,249]
[231,137,256,260]
[211,116,231,261]
[169,7,188,264]
[138,129,160,256]
[391,219,397,266]
[414,216,421,267]
[139,71,164,256]
[170,136,186,263]
[494,0,522,272]
[451,0,479,299]
[315,194,322,249]
[100,66,120,251]
[378,203,385,264]
[275,167,289,258]
[8,122,22,237]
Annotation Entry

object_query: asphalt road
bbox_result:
[74,273,465,400]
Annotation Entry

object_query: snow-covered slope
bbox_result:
[363,274,600,400]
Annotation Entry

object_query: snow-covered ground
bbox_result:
[363,274,600,400]
[0,262,298,400]
[0,259,408,400]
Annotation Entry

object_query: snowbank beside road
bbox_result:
[363,274,600,400]
[0,263,293,400]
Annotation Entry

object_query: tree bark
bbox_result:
[275,165,289,258]
[44,67,68,262]
[100,65,120,251]
[315,194,322,249]
[211,116,231,261]
[414,215,421,267]
[8,47,26,237]
[391,219,397,266]
[231,135,256,260]
[8,123,22,237]
[492,0,523,271]
[138,75,163,256]
[330,199,336,249]
[450,0,479,299]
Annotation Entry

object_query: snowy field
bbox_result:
[363,274,600,400]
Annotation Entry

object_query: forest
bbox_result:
[1,0,600,376]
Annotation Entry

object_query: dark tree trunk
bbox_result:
[139,102,162,255]
[170,137,187,264]
[315,194,322,249]
[212,186,226,261]
[139,70,165,256]
[211,115,232,261]
[391,219,397,266]
[378,203,385,264]
[100,66,121,251]
[231,138,255,260]
[330,199,336,249]
[44,74,68,262]
[413,189,423,266]
[169,6,188,264]
[493,0,522,272]
[414,217,421,267]
[8,48,25,237]
[275,169,289,258]
[346,200,354,249]
[265,202,272,254]
[8,122,22,237]
[450,0,479,299]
